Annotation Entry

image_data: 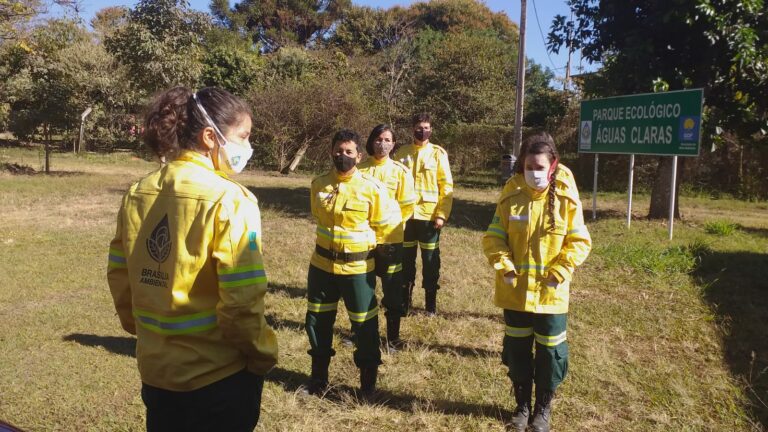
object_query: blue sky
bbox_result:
[53,0,598,79]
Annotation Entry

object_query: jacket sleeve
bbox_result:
[481,195,516,275]
[213,198,278,375]
[549,192,592,283]
[370,184,403,245]
[107,201,136,335]
[434,149,454,221]
[397,169,416,221]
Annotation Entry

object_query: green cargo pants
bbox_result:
[402,219,441,291]
[305,265,382,368]
[502,310,569,391]
[375,244,405,318]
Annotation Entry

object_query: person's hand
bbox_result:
[433,217,445,229]
[545,274,559,287]
[503,271,516,285]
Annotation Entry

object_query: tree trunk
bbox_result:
[281,141,311,175]
[648,157,684,219]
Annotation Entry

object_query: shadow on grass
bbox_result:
[407,341,499,358]
[739,226,768,239]
[247,186,311,220]
[63,333,136,357]
[694,250,768,427]
[448,198,495,231]
[270,282,306,299]
[269,366,511,420]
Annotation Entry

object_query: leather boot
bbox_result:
[509,381,532,431]
[424,289,437,316]
[402,282,414,315]
[530,388,555,432]
[359,366,378,398]
[386,315,403,353]
[302,356,330,396]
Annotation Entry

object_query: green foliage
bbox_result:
[704,220,738,236]
[201,30,265,95]
[213,0,352,52]
[105,0,210,94]
[598,239,702,276]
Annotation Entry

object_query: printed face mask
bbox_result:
[193,94,253,175]
[333,153,357,172]
[524,169,549,191]
[373,140,394,158]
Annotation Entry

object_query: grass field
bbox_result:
[1,147,767,431]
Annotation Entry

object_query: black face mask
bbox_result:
[414,130,431,141]
[333,154,357,172]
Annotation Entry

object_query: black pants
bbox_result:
[141,369,264,432]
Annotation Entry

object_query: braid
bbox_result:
[547,165,558,231]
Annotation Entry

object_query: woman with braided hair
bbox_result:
[481,132,592,432]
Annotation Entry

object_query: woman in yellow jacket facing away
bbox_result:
[482,132,591,432]
[107,87,278,432]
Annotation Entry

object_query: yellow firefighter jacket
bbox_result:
[358,156,417,241]
[107,150,278,391]
[481,165,592,314]
[393,141,453,222]
[310,168,402,275]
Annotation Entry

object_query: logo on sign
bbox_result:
[579,121,592,149]
[679,116,700,142]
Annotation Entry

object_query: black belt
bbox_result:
[315,245,374,262]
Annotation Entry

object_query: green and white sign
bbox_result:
[579,89,704,156]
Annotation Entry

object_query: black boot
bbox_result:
[359,366,378,398]
[424,289,437,316]
[509,381,532,431]
[402,282,414,315]
[302,356,330,396]
[530,388,555,432]
[386,315,403,353]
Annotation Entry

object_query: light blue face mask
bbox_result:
[192,93,253,174]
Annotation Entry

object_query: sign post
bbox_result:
[579,89,703,238]
[627,154,635,228]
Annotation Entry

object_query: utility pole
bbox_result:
[512,0,527,157]
[564,10,573,92]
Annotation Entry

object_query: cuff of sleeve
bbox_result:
[549,265,570,283]
[247,358,278,376]
[493,258,516,274]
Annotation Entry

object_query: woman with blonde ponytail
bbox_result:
[481,132,592,432]
[107,86,278,431]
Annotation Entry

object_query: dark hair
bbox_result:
[143,86,251,159]
[411,112,432,126]
[331,129,361,152]
[365,124,396,155]
[513,131,560,230]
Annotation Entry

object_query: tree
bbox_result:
[549,0,768,216]
[91,6,128,40]
[105,0,210,94]
[212,0,352,52]
[201,28,265,94]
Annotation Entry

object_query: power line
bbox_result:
[531,0,561,72]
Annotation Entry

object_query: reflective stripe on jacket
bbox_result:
[394,142,453,221]
[481,165,592,314]
[107,150,278,391]
[310,169,402,275]
[358,156,416,242]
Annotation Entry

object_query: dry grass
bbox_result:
[1,147,766,431]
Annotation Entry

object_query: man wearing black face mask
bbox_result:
[394,113,454,316]
[304,129,402,398]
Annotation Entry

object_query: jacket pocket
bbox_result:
[343,199,369,226]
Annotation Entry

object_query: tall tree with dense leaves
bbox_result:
[211,0,351,52]
[105,0,210,94]
[549,0,768,217]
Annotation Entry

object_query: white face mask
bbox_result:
[193,94,253,175]
[524,169,549,191]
